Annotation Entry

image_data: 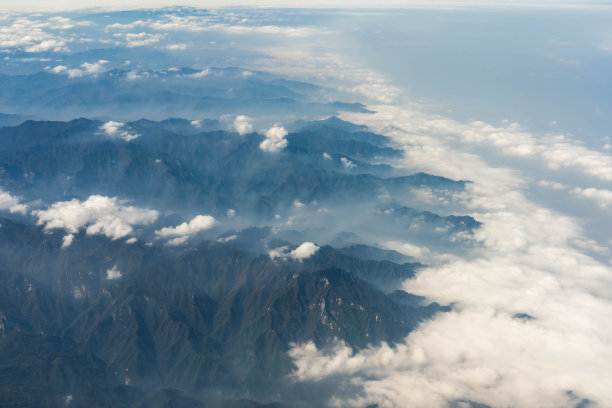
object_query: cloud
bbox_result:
[186,68,209,78]
[217,234,237,243]
[61,234,74,248]
[35,195,159,242]
[105,20,146,31]
[290,242,320,260]
[233,115,253,135]
[260,125,288,153]
[106,265,122,280]
[47,16,94,30]
[51,59,109,78]
[285,102,612,407]
[572,187,612,208]
[148,14,325,37]
[155,214,216,245]
[268,242,319,261]
[0,188,28,215]
[100,121,140,141]
[382,240,429,258]
[119,32,163,47]
[0,17,69,52]
[340,157,355,169]
[166,43,188,50]
[538,180,567,190]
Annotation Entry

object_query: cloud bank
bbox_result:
[287,103,612,407]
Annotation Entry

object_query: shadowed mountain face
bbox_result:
[0,217,447,407]
[0,60,478,406]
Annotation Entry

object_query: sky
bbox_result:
[2,0,612,12]
[1,3,612,407]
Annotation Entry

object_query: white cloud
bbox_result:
[217,234,238,243]
[323,152,332,159]
[186,68,209,78]
[340,157,355,169]
[268,242,319,261]
[100,121,140,141]
[572,187,612,208]
[148,14,325,38]
[382,240,429,258]
[106,265,122,280]
[61,233,74,248]
[290,242,320,260]
[47,16,94,30]
[105,20,146,31]
[226,209,236,218]
[190,120,201,128]
[0,17,69,52]
[35,195,159,242]
[0,188,28,215]
[155,214,216,245]
[121,31,162,47]
[260,125,288,153]
[51,59,109,78]
[166,42,188,50]
[233,115,253,135]
[538,180,567,190]
[286,103,612,408]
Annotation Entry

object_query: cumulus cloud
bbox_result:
[0,17,69,52]
[155,215,216,245]
[118,32,163,48]
[233,115,253,135]
[269,242,319,261]
[0,188,28,215]
[51,59,109,78]
[100,121,140,141]
[290,242,320,260]
[106,265,122,280]
[35,195,159,243]
[260,125,288,153]
[572,187,612,208]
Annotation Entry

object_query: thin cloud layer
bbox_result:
[268,242,319,261]
[35,195,159,244]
